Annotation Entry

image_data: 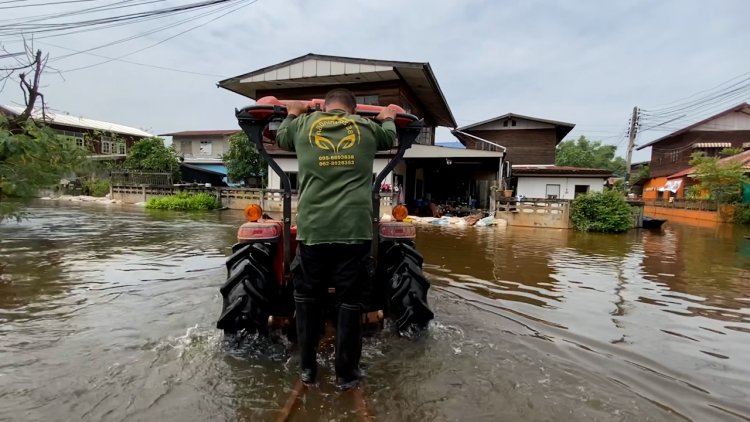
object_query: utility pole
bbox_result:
[624,106,639,191]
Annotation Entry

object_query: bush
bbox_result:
[83,179,110,197]
[735,204,750,225]
[145,192,220,211]
[571,190,634,233]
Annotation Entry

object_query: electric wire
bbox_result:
[60,0,256,72]
[48,0,247,62]
[0,0,238,38]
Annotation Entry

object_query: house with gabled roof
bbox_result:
[1,104,153,159]
[452,113,575,164]
[218,53,506,211]
[636,102,750,200]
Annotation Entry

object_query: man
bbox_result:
[276,88,397,390]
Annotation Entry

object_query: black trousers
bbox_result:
[293,242,372,306]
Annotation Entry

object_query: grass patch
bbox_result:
[145,192,220,210]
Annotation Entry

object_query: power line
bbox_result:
[39,41,224,77]
[0,0,238,38]
[59,0,257,72]
[0,0,99,10]
[47,0,244,62]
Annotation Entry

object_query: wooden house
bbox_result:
[636,103,750,200]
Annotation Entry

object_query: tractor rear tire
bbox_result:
[382,241,434,331]
[216,242,276,336]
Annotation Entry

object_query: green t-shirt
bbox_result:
[276,110,396,245]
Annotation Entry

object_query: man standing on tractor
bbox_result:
[277,88,397,390]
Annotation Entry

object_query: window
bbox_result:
[199,140,212,155]
[574,185,589,198]
[101,136,113,154]
[355,95,379,105]
[285,172,299,189]
[415,126,433,145]
[76,137,85,148]
[511,119,517,127]
[116,142,127,154]
[545,184,561,199]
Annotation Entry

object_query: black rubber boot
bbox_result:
[335,303,363,390]
[295,297,321,386]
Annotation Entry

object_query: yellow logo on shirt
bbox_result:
[308,116,361,153]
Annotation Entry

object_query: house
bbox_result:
[451,113,588,199]
[511,165,612,199]
[159,130,239,184]
[218,53,506,211]
[452,113,575,164]
[636,102,750,200]
[1,104,153,159]
[663,148,750,201]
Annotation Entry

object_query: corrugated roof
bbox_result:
[160,130,239,136]
[667,148,750,179]
[0,105,153,138]
[693,142,732,148]
[512,165,612,177]
[637,102,750,150]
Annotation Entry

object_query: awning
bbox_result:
[658,179,683,193]
[693,142,731,148]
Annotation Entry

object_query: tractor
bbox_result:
[216,96,434,339]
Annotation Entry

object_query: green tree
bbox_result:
[570,190,634,233]
[223,131,265,186]
[631,164,650,185]
[556,135,627,176]
[123,137,180,182]
[0,115,88,222]
[688,151,749,204]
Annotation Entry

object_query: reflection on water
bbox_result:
[0,202,748,421]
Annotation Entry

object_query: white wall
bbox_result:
[267,157,392,189]
[517,176,606,200]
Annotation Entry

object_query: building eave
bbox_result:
[455,112,575,144]
[217,53,456,128]
[636,102,750,150]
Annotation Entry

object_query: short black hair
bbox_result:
[324,88,357,112]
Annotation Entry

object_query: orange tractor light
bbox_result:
[244,204,263,222]
[392,205,408,222]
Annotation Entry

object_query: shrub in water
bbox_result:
[145,192,220,211]
[735,204,750,225]
[83,179,110,197]
[570,190,633,233]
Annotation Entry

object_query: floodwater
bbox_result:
[1,202,749,422]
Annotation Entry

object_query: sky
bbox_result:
[1,0,749,163]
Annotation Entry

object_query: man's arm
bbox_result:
[276,101,308,151]
[373,107,398,151]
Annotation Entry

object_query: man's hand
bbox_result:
[376,106,397,122]
[286,101,308,117]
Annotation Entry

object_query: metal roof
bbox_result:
[455,112,575,143]
[0,105,153,138]
[512,165,612,177]
[266,143,503,159]
[218,53,456,128]
[637,102,750,150]
[692,142,732,148]
[667,148,750,179]
[160,130,239,137]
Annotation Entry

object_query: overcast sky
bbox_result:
[1,0,749,163]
